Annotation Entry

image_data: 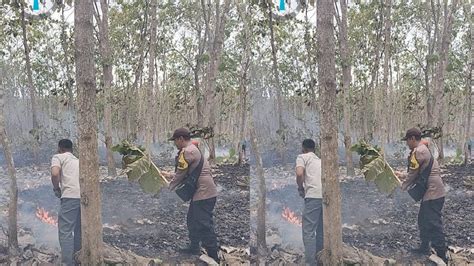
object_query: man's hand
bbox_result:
[53,187,61,198]
[298,187,305,198]
[161,170,172,179]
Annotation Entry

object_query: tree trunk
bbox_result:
[337,0,355,176]
[19,2,39,164]
[367,4,384,141]
[249,120,267,260]
[60,5,74,110]
[433,0,459,162]
[74,0,103,263]
[0,87,18,254]
[202,0,231,163]
[317,0,343,264]
[98,0,117,177]
[146,0,157,157]
[463,3,473,166]
[237,3,250,165]
[129,2,149,141]
[382,0,392,145]
[267,0,286,164]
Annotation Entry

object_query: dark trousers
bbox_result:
[418,197,446,254]
[58,198,81,266]
[302,198,324,266]
[187,197,218,251]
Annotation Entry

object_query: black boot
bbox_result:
[435,247,448,264]
[411,242,430,255]
[206,248,220,264]
[179,242,201,255]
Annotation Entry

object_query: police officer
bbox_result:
[395,128,447,262]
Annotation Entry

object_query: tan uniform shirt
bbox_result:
[403,143,445,201]
[51,152,80,199]
[296,152,322,199]
[169,143,218,201]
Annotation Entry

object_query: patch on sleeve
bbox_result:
[409,152,419,170]
[177,151,189,170]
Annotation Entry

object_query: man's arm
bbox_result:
[169,149,195,190]
[51,166,61,190]
[401,148,427,190]
[295,156,306,197]
[296,166,305,190]
[51,155,62,198]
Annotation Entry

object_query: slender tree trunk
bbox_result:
[382,0,392,145]
[146,0,157,157]
[129,2,149,141]
[337,0,355,176]
[267,0,286,164]
[368,4,384,141]
[19,2,39,164]
[0,87,18,255]
[237,3,250,165]
[463,3,473,166]
[75,0,103,263]
[317,0,343,264]
[249,119,266,261]
[202,0,231,163]
[433,0,459,162]
[98,0,117,177]
[61,5,74,110]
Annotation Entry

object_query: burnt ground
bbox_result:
[265,163,474,264]
[3,163,249,264]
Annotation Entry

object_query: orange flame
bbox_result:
[36,207,58,227]
[281,207,302,227]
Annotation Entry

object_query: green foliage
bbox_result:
[351,141,400,194]
[112,140,168,195]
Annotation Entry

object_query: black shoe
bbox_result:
[206,248,220,264]
[179,243,201,255]
[435,248,448,264]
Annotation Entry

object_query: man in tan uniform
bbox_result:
[162,128,219,262]
[51,139,81,265]
[395,128,447,262]
[296,139,323,266]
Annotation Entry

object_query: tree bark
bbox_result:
[0,87,18,254]
[60,5,74,110]
[19,2,39,164]
[249,119,266,260]
[463,3,472,166]
[317,0,343,264]
[98,0,117,177]
[267,0,286,164]
[433,0,459,162]
[382,0,392,145]
[336,0,355,176]
[367,4,384,141]
[146,0,157,157]
[129,2,149,141]
[202,0,231,163]
[237,3,251,165]
[75,0,103,263]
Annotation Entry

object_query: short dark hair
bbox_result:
[302,139,316,151]
[58,139,73,151]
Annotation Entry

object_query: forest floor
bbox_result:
[0,162,250,265]
[251,162,474,265]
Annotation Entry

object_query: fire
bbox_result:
[36,207,58,227]
[281,207,302,227]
